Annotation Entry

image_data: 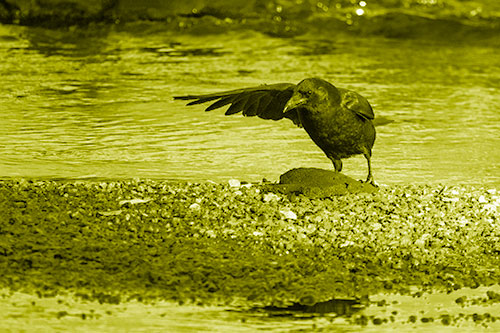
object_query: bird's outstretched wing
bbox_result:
[338,88,375,120]
[174,83,302,127]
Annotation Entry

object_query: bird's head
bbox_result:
[283,78,340,113]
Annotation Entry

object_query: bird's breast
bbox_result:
[298,106,351,137]
[297,106,374,158]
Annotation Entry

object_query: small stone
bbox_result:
[189,203,201,210]
[305,223,316,233]
[228,179,241,188]
[414,240,426,248]
[280,210,297,220]
[97,210,122,216]
[119,198,151,206]
[205,230,216,238]
[482,204,497,213]
[340,240,355,247]
[13,200,27,208]
[263,193,280,202]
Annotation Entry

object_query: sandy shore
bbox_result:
[1,177,499,309]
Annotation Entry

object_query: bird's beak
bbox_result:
[283,94,308,113]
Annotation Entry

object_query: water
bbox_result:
[3,286,500,331]
[1,23,499,186]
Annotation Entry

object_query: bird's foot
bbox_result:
[362,176,378,187]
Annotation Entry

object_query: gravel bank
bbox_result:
[1,178,499,308]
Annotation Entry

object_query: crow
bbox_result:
[175,78,376,185]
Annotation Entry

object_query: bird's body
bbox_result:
[175,78,376,184]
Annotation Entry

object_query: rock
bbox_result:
[2,0,107,25]
[262,192,281,202]
[279,209,297,220]
[119,198,152,206]
[1,0,260,25]
[189,202,201,210]
[263,167,378,197]
[228,179,241,188]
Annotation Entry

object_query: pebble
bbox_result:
[189,203,201,210]
[119,198,151,206]
[263,192,281,202]
[228,179,241,188]
[280,210,297,220]
[2,178,500,318]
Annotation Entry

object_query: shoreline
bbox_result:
[1,178,499,305]
[1,2,500,44]
[1,177,500,329]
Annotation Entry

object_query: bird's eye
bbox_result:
[302,90,313,97]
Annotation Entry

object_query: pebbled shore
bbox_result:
[1,177,499,309]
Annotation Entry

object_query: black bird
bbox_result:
[175,78,376,184]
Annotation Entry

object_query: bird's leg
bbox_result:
[364,153,375,186]
[332,159,342,172]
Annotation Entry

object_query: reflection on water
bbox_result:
[3,286,500,331]
[259,298,364,317]
[0,24,499,186]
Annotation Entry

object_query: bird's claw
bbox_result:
[362,177,378,187]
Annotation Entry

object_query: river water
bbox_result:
[1,23,499,186]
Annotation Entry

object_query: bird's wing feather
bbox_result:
[338,88,375,120]
[174,83,301,126]
[204,96,235,111]
[242,93,263,117]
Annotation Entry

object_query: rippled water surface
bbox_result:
[1,23,499,186]
[3,286,500,332]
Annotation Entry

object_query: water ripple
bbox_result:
[0,26,499,185]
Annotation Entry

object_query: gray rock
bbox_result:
[263,167,377,197]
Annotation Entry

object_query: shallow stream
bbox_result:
[1,23,499,186]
